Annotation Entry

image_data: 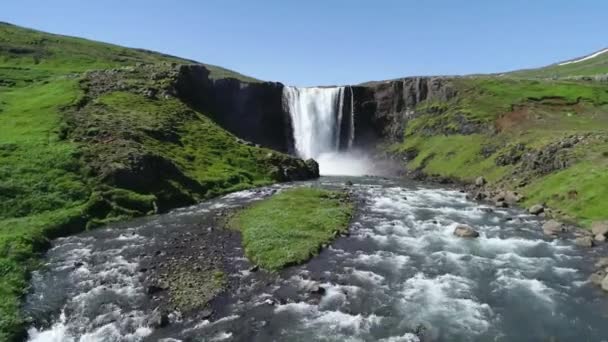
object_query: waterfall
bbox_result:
[282,86,352,159]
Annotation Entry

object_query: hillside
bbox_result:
[0,22,314,341]
[506,47,608,79]
[382,76,607,226]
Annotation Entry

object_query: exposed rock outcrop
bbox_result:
[349,77,457,147]
[174,64,292,152]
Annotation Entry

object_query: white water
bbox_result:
[283,86,353,160]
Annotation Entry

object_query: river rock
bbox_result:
[574,236,594,247]
[148,308,169,328]
[590,270,607,286]
[309,285,326,295]
[453,224,480,238]
[528,204,544,215]
[595,234,607,242]
[475,176,486,186]
[494,200,508,208]
[602,276,608,292]
[591,221,608,237]
[542,220,566,236]
[595,257,608,269]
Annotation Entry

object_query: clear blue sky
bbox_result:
[3,0,607,86]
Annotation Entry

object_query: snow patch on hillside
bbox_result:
[558,48,608,66]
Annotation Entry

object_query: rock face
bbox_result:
[542,220,566,236]
[349,77,458,147]
[453,224,480,238]
[174,65,292,152]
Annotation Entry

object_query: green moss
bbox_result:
[229,188,353,271]
[162,267,226,312]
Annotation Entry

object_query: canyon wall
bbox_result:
[174,65,456,154]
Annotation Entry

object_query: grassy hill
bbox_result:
[506,47,608,79]
[0,22,306,341]
[389,76,608,226]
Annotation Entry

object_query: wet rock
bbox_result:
[528,204,544,215]
[309,285,326,295]
[574,236,594,248]
[248,265,259,272]
[595,234,607,243]
[542,220,566,236]
[148,308,169,328]
[602,276,608,292]
[200,308,213,319]
[591,221,608,237]
[453,224,480,238]
[494,201,508,208]
[590,270,607,286]
[475,176,486,186]
[595,257,608,269]
[74,261,84,268]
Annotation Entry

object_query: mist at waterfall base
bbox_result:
[283,86,385,176]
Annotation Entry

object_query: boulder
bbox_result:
[475,176,486,187]
[542,220,566,236]
[591,221,608,237]
[528,204,544,215]
[574,236,594,248]
[453,224,480,238]
[494,201,508,208]
[602,275,608,292]
[503,191,523,204]
[595,234,607,243]
[590,270,607,286]
[595,257,608,269]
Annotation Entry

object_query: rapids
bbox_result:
[24,177,608,341]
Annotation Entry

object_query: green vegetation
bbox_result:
[392,76,608,227]
[229,188,353,271]
[507,48,608,79]
[0,21,258,81]
[0,22,289,340]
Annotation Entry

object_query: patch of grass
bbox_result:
[451,77,608,122]
[229,188,353,271]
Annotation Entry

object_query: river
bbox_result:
[24,176,608,341]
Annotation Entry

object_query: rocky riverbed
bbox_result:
[24,176,608,341]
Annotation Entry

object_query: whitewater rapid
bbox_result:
[24,177,608,341]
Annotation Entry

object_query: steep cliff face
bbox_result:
[351,77,457,147]
[174,65,292,152]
